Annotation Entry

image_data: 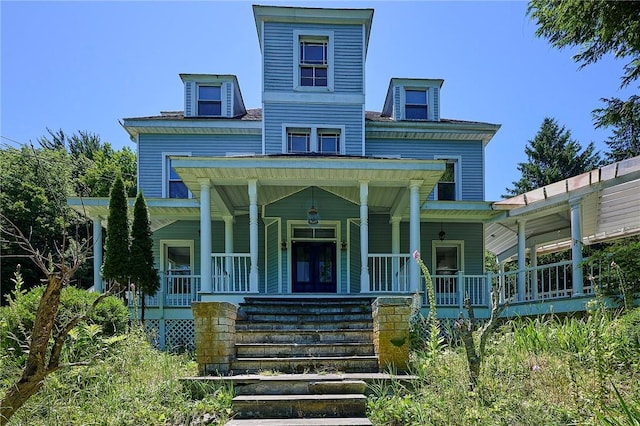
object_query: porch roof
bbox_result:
[171,155,447,218]
[485,156,640,262]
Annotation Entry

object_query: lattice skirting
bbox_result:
[165,319,195,353]
[143,319,161,349]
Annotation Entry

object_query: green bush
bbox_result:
[0,284,129,357]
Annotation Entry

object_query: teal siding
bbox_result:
[265,220,279,293]
[263,103,363,155]
[368,214,393,253]
[263,22,364,93]
[138,134,261,197]
[418,222,484,275]
[365,138,485,201]
[349,220,361,293]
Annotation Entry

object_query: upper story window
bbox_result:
[285,125,343,154]
[405,89,428,120]
[168,160,189,198]
[197,85,221,116]
[294,31,334,91]
[300,39,328,87]
[436,160,458,201]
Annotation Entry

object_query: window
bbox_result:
[300,39,328,87]
[438,162,456,201]
[405,89,428,120]
[197,85,221,116]
[288,130,311,153]
[285,126,342,154]
[168,160,188,198]
[318,130,340,154]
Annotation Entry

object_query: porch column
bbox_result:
[223,215,234,286]
[248,179,259,293]
[570,197,584,296]
[530,243,538,300]
[92,217,103,293]
[517,219,526,302]
[391,216,401,291]
[360,180,370,292]
[200,179,212,294]
[409,180,422,293]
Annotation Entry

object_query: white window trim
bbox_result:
[282,123,345,155]
[401,87,429,121]
[162,152,192,198]
[434,155,462,201]
[431,239,465,275]
[160,239,195,275]
[293,30,334,92]
[196,82,228,117]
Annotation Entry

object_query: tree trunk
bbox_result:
[1,372,47,425]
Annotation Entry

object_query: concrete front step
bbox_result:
[236,329,373,344]
[225,418,372,425]
[232,355,379,374]
[238,312,373,323]
[232,394,367,419]
[236,321,373,331]
[236,342,374,358]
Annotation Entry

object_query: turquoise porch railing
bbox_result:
[211,253,251,293]
[368,254,411,292]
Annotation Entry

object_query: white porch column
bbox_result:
[499,261,506,304]
[391,216,401,291]
[360,180,370,292]
[199,179,212,294]
[570,197,584,296]
[409,180,422,293]
[517,219,526,302]
[248,179,259,293]
[223,215,234,285]
[92,217,103,293]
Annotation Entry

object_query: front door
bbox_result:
[292,241,337,293]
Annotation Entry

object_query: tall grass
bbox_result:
[1,328,233,426]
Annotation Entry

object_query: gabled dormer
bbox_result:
[180,74,246,118]
[382,78,444,122]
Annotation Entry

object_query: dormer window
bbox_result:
[284,125,344,154]
[197,85,221,116]
[405,89,428,120]
[318,130,340,154]
[300,39,328,87]
[288,129,311,153]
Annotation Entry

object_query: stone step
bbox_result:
[236,342,374,358]
[225,417,373,425]
[242,297,374,306]
[238,312,373,323]
[232,394,367,419]
[231,356,379,374]
[236,329,373,344]
[235,320,372,331]
[233,378,367,396]
[240,304,373,316]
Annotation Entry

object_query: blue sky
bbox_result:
[1,1,634,200]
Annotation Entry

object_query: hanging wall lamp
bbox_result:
[307,186,320,226]
[438,223,446,241]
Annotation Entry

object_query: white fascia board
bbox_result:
[123,119,261,138]
[422,200,495,211]
[264,91,365,104]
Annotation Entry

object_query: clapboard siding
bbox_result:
[366,138,485,201]
[263,103,363,155]
[368,214,393,253]
[138,134,261,197]
[263,22,364,93]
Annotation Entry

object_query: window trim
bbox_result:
[403,87,429,120]
[431,240,464,275]
[162,152,192,198]
[293,30,334,92]
[434,155,462,201]
[282,124,345,154]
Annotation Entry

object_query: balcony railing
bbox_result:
[368,253,411,292]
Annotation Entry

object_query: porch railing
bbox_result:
[368,253,411,292]
[428,273,489,307]
[164,274,201,306]
[211,253,251,293]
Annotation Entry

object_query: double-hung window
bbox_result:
[435,158,459,201]
[197,85,221,116]
[164,153,191,199]
[299,39,328,87]
[285,126,342,154]
[405,89,428,120]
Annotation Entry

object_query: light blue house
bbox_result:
[70,5,640,350]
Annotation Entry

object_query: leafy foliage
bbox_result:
[593,96,640,162]
[505,117,602,196]
[102,174,131,287]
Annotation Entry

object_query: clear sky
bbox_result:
[1,1,635,200]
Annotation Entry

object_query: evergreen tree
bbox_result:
[102,174,130,291]
[593,96,640,162]
[504,117,602,196]
[130,191,159,321]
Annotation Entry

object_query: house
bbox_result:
[69,4,640,352]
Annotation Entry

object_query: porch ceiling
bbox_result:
[485,156,640,261]
[171,155,446,217]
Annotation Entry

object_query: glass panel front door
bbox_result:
[292,241,337,293]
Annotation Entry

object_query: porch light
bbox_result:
[281,240,287,250]
[307,186,320,226]
[438,223,446,241]
[341,241,347,251]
